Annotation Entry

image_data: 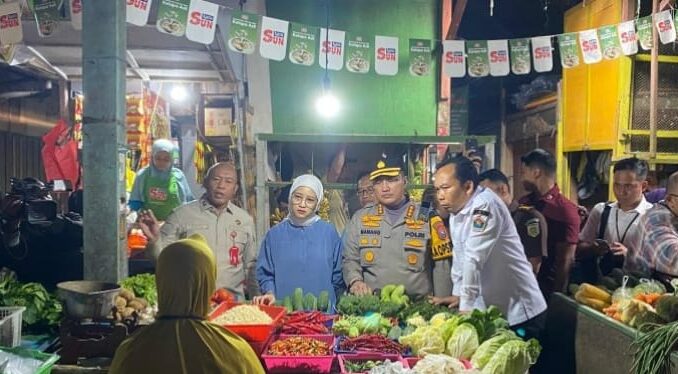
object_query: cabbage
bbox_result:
[413,354,466,374]
[406,314,428,328]
[470,329,519,369]
[632,279,666,297]
[429,312,451,327]
[446,323,479,360]
[440,315,461,342]
[481,339,541,374]
[399,326,445,355]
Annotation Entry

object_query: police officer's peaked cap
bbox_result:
[369,153,404,180]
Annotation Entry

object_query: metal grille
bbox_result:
[629,136,678,153]
[631,62,678,132]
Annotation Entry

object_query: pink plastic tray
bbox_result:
[338,353,403,374]
[261,334,335,373]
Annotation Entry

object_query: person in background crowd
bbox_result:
[139,162,258,300]
[433,156,546,336]
[355,171,376,210]
[422,187,454,299]
[109,234,264,374]
[645,170,667,204]
[519,149,580,297]
[575,157,652,280]
[343,154,433,300]
[325,144,350,234]
[635,171,678,277]
[479,169,548,276]
[467,150,483,173]
[129,139,194,221]
[254,175,344,309]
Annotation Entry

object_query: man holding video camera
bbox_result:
[574,157,653,281]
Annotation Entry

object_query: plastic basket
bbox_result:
[261,334,335,373]
[0,307,25,348]
[208,302,286,342]
[338,353,403,374]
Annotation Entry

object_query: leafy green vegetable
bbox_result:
[398,300,450,321]
[458,306,509,342]
[0,273,63,331]
[344,359,384,372]
[656,295,678,323]
[446,323,479,360]
[482,338,541,374]
[440,315,461,343]
[470,329,519,369]
[332,314,391,336]
[120,274,157,306]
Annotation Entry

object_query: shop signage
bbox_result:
[318,28,345,71]
[69,0,82,30]
[30,0,60,37]
[617,20,638,56]
[228,11,258,54]
[0,1,22,45]
[579,29,602,64]
[442,40,465,78]
[288,23,317,66]
[466,40,489,78]
[598,25,622,60]
[374,35,398,76]
[531,36,553,73]
[126,0,152,27]
[259,16,289,61]
[655,10,676,44]
[557,33,579,68]
[636,15,653,50]
[345,32,370,73]
[156,0,190,37]
[509,38,531,75]
[487,39,509,77]
[186,0,218,44]
[409,39,432,76]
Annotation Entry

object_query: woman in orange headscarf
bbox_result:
[109,234,264,374]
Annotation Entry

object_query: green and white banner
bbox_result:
[345,33,371,73]
[156,0,190,37]
[557,33,579,68]
[409,39,432,76]
[127,0,152,27]
[466,40,489,78]
[30,0,60,37]
[598,25,622,60]
[288,23,318,66]
[228,11,258,54]
[509,38,531,75]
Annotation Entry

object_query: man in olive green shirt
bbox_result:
[139,162,258,300]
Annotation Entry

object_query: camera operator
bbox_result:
[0,195,23,248]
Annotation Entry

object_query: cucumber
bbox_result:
[293,288,305,311]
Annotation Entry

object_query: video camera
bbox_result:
[6,177,71,224]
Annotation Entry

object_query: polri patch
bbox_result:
[472,209,490,232]
[526,218,540,238]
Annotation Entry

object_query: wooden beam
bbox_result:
[659,0,673,10]
[446,0,468,40]
[650,0,659,157]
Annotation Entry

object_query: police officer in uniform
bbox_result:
[479,169,548,276]
[343,155,433,300]
[421,188,454,297]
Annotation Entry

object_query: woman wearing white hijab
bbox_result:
[254,174,344,308]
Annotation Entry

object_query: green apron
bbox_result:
[144,171,181,221]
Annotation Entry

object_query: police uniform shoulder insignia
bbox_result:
[518,205,533,211]
[472,209,490,232]
[405,239,425,249]
[360,236,369,245]
[405,205,415,219]
[526,218,540,238]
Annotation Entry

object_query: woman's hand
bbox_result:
[253,293,276,306]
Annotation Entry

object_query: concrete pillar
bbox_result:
[81,0,127,282]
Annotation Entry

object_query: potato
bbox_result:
[122,307,136,318]
[119,289,135,301]
[132,298,148,309]
[115,296,127,309]
[128,300,144,311]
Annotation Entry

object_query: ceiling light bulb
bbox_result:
[315,92,340,118]
[170,85,188,102]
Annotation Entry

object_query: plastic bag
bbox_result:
[612,276,633,303]
[0,351,43,374]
